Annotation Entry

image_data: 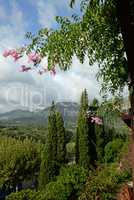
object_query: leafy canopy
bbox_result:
[26,0,128,94]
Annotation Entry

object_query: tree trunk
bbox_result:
[116,0,134,83]
[116,0,134,193]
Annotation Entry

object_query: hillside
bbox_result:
[0,102,79,127]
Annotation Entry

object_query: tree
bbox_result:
[75,127,80,164]
[40,102,58,186]
[76,89,90,169]
[38,146,49,188]
[25,0,127,94]
[89,98,105,162]
[95,98,129,162]
[95,123,105,162]
[56,111,66,165]
[92,98,99,108]
[76,89,97,168]
[38,102,66,187]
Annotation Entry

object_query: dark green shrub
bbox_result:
[79,164,131,200]
[6,189,42,200]
[42,165,88,200]
[104,139,124,163]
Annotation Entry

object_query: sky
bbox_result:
[0,0,101,113]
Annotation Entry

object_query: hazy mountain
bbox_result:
[0,102,79,127]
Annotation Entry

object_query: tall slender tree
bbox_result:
[39,102,58,186]
[76,89,97,168]
[39,102,66,187]
[75,127,80,164]
[90,98,105,162]
[38,146,49,188]
[56,111,66,165]
[76,89,90,169]
[95,123,105,162]
[47,101,58,171]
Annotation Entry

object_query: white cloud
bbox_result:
[34,0,78,28]
[36,0,57,28]
[30,56,101,107]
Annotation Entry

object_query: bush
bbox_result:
[41,165,88,200]
[79,164,131,200]
[66,142,75,163]
[104,139,124,163]
[0,136,41,187]
[6,189,42,200]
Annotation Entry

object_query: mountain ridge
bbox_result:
[0,102,79,127]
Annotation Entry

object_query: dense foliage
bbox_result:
[6,189,41,200]
[0,137,41,188]
[79,164,131,200]
[38,102,66,187]
[41,165,88,200]
[0,91,131,200]
[24,0,129,95]
[104,138,125,163]
[76,89,91,168]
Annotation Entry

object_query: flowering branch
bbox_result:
[3,48,56,76]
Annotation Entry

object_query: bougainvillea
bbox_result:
[86,111,102,125]
[3,48,56,76]
[3,49,22,61]
[90,116,103,125]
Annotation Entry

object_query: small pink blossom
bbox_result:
[3,49,21,61]
[19,65,31,72]
[10,51,21,61]
[91,117,103,125]
[28,53,41,63]
[3,50,11,57]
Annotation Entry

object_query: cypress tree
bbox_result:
[75,127,79,164]
[76,90,98,169]
[38,102,67,187]
[90,98,100,164]
[95,123,105,162]
[56,111,66,165]
[39,101,58,187]
[76,89,90,169]
[38,146,49,188]
[88,120,97,167]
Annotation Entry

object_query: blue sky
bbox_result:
[0,0,100,112]
[0,0,81,35]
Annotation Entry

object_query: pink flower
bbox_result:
[19,65,31,72]
[3,49,21,61]
[3,50,11,57]
[28,53,41,63]
[10,50,21,61]
[91,117,103,125]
